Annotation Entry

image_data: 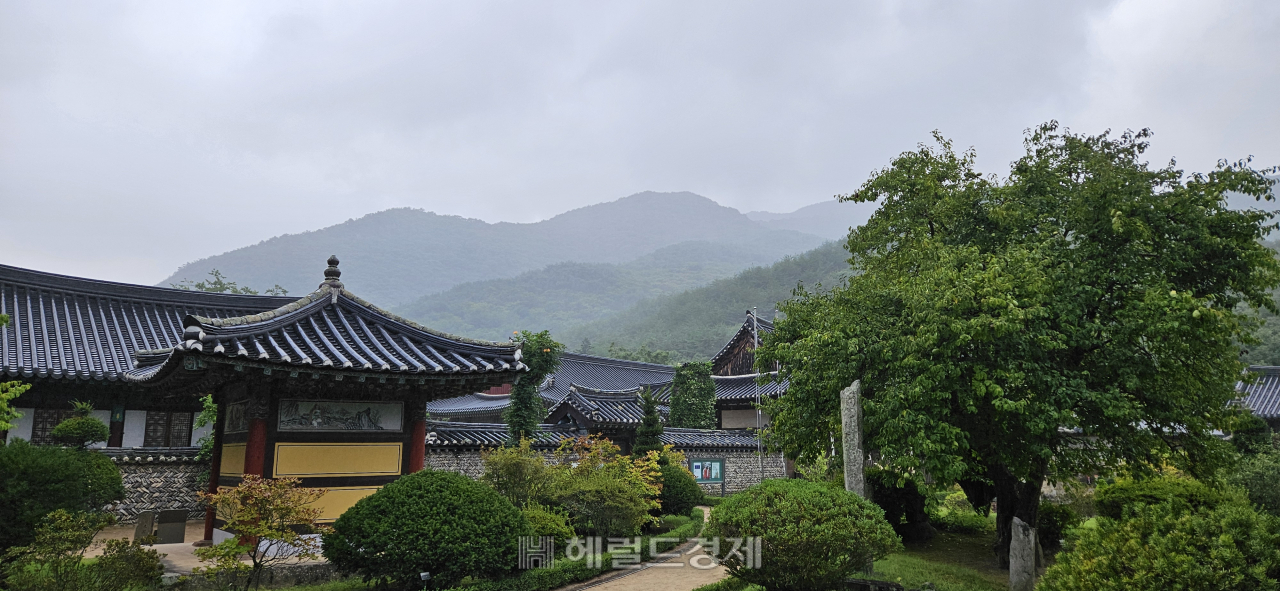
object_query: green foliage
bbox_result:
[1227,450,1280,518]
[1,509,163,591]
[506,331,565,443]
[927,489,995,535]
[757,124,1280,562]
[1094,476,1237,521]
[482,438,556,508]
[631,389,664,457]
[871,554,1005,591]
[565,241,850,360]
[1232,412,1273,455]
[704,479,902,591]
[520,502,575,552]
[550,437,661,537]
[50,402,110,451]
[1036,502,1080,549]
[195,475,328,591]
[657,463,704,517]
[170,268,286,295]
[0,440,124,551]
[0,315,28,431]
[324,468,531,588]
[670,361,716,429]
[605,342,676,365]
[1039,500,1280,591]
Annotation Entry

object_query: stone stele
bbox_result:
[840,379,865,498]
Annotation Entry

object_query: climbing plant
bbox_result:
[669,362,715,429]
[506,330,565,444]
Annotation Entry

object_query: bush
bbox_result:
[1094,476,1236,521]
[1227,450,1280,518]
[521,502,575,553]
[550,436,660,537]
[658,464,704,517]
[1039,500,1280,591]
[703,479,901,591]
[2,509,163,591]
[50,417,109,450]
[482,438,556,508]
[1037,501,1080,549]
[0,440,124,551]
[324,469,531,588]
[926,488,995,535]
[1232,412,1273,455]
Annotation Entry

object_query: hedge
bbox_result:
[442,508,705,591]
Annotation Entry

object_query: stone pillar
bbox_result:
[840,380,865,497]
[243,418,268,477]
[1010,516,1037,591]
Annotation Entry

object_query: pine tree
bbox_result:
[506,330,566,444]
[669,361,716,429]
[632,388,664,457]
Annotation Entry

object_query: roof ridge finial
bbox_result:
[321,255,344,290]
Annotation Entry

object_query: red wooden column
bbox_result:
[243,418,268,477]
[201,393,227,543]
[408,418,426,473]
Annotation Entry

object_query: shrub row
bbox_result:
[440,508,705,591]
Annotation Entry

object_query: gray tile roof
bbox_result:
[1240,366,1280,419]
[123,257,525,383]
[647,373,787,403]
[548,385,669,427]
[424,420,576,449]
[539,353,675,402]
[421,420,761,451]
[0,263,294,381]
[710,310,774,367]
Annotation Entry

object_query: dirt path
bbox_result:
[559,506,728,591]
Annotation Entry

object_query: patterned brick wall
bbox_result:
[103,449,208,524]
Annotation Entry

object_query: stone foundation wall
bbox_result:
[686,451,787,496]
[104,449,207,524]
[425,447,787,496]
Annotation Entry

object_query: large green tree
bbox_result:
[758,123,1280,568]
[505,330,565,443]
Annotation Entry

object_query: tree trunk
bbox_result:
[991,465,1045,571]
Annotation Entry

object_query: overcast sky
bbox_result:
[2,1,1278,285]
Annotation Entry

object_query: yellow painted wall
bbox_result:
[312,487,382,521]
[272,442,402,478]
[220,443,246,476]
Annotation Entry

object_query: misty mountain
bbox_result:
[160,192,826,306]
[560,240,852,360]
[745,198,877,241]
[392,240,797,340]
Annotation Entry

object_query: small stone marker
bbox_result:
[841,379,865,498]
[133,511,156,545]
[1010,516,1037,591]
[156,509,188,544]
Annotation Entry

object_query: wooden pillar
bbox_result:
[202,394,225,543]
[408,418,426,473]
[107,405,125,448]
[243,418,268,477]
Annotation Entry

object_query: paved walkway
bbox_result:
[88,520,209,574]
[558,506,729,591]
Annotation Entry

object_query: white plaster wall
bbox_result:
[89,410,112,449]
[720,409,772,429]
[122,410,147,448]
[7,408,34,442]
[190,417,211,447]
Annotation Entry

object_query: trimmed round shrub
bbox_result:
[51,416,110,449]
[0,439,124,551]
[658,464,704,517]
[323,469,531,588]
[704,479,902,591]
[1036,501,1080,549]
[1094,476,1233,520]
[1039,500,1280,591]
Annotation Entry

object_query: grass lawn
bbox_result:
[870,531,1008,591]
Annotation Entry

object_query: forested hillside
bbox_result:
[392,240,794,340]
[159,192,829,306]
[560,240,852,360]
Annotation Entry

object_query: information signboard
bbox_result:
[690,458,724,483]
